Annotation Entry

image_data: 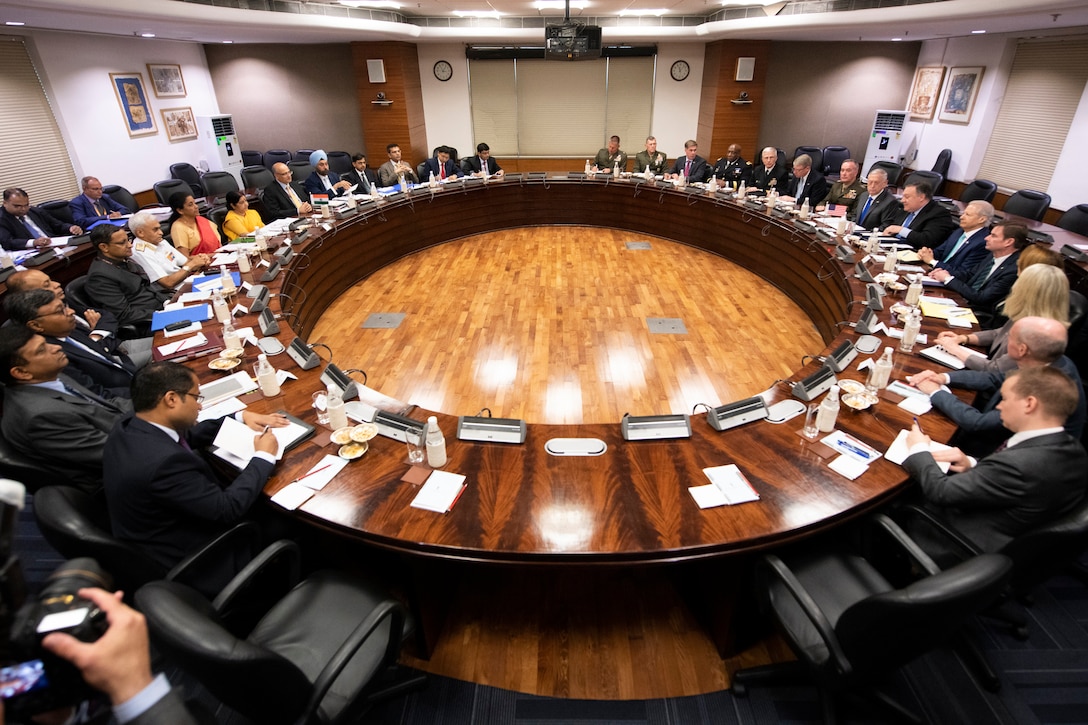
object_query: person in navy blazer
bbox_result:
[666,140,709,183]
[930,220,1028,328]
[848,167,899,229]
[6,288,137,398]
[749,146,788,193]
[881,180,958,251]
[302,150,352,199]
[5,268,120,338]
[781,153,829,207]
[341,153,378,193]
[421,145,464,182]
[103,363,288,592]
[68,176,129,229]
[0,188,82,250]
[918,200,994,278]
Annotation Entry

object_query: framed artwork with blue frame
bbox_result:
[109,72,157,137]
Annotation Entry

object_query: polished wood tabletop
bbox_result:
[179,176,1081,565]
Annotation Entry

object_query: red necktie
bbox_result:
[440,164,446,180]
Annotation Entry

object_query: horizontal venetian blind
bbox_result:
[977,38,1088,193]
[603,56,654,161]
[0,36,77,202]
[517,60,606,156]
[468,59,518,157]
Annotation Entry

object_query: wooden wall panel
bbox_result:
[699,40,770,163]
[351,42,429,167]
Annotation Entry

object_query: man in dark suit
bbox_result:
[930,220,1027,326]
[902,365,1087,553]
[104,362,287,588]
[749,146,788,193]
[917,200,994,279]
[85,225,173,334]
[5,268,118,339]
[68,175,128,229]
[341,153,378,193]
[0,326,131,493]
[463,142,504,178]
[907,317,1085,457]
[302,149,352,199]
[262,162,313,220]
[0,187,83,250]
[848,167,899,229]
[665,140,708,184]
[781,153,829,208]
[41,587,200,725]
[6,288,138,397]
[421,145,465,182]
[881,180,958,250]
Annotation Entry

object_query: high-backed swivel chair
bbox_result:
[1003,189,1052,221]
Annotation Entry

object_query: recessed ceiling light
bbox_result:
[222,40,233,43]
[972,29,986,34]
[891,37,902,41]
[140,32,156,38]
[339,0,404,8]
[5,21,25,26]
[618,8,667,15]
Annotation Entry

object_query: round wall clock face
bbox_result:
[670,60,690,81]
[434,60,453,82]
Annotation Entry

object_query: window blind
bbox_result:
[0,36,78,203]
[977,38,1088,193]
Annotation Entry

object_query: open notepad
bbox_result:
[884,429,953,473]
[210,414,314,467]
[689,464,759,509]
[410,470,468,513]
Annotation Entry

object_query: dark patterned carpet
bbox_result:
[14,496,1088,724]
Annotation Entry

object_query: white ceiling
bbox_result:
[2,0,1087,45]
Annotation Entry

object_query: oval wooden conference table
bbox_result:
[184,175,966,654]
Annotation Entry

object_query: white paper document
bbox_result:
[410,470,468,513]
[156,332,208,357]
[270,482,315,510]
[210,415,310,465]
[884,429,952,473]
[293,454,348,491]
[689,464,759,509]
[918,345,967,370]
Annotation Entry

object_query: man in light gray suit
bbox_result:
[0,325,130,492]
[902,365,1087,552]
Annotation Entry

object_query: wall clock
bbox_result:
[670,60,690,82]
[433,60,453,82]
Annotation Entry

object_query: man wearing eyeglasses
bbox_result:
[263,162,313,220]
[86,224,173,335]
[0,326,131,494]
[104,362,288,593]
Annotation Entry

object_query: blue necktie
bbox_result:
[902,211,917,228]
[858,196,874,225]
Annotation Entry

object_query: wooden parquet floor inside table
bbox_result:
[310,226,823,425]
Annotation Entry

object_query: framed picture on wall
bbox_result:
[161,106,198,142]
[907,66,945,121]
[109,72,157,137]
[147,63,187,98]
[939,66,985,124]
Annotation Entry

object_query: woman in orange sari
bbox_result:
[168,191,221,257]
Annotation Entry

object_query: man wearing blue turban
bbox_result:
[303,149,353,199]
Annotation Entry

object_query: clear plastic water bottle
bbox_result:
[326,384,347,430]
[211,289,230,324]
[256,354,280,397]
[815,385,840,433]
[425,415,447,468]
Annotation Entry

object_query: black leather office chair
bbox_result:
[136,541,424,724]
[286,160,313,184]
[731,515,1012,724]
[416,161,428,182]
[294,149,316,163]
[101,184,139,213]
[169,163,204,197]
[793,146,823,174]
[1004,189,1052,221]
[867,160,903,187]
[0,426,66,493]
[931,148,952,180]
[821,145,850,176]
[153,179,191,207]
[1057,204,1088,236]
[241,165,274,191]
[960,179,998,204]
[200,171,239,199]
[904,169,944,196]
[38,200,75,227]
[33,486,260,600]
[327,151,352,175]
[899,499,1088,640]
[241,149,263,168]
[263,149,291,170]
